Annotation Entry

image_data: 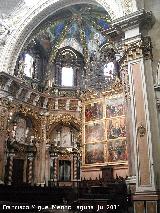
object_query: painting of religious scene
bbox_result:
[106,94,125,118]
[85,143,104,164]
[85,102,103,122]
[107,117,126,139]
[108,139,128,162]
[85,122,105,143]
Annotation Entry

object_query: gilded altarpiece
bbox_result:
[83,93,128,166]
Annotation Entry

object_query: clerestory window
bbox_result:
[61,67,74,87]
[24,54,34,78]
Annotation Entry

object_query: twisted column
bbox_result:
[7,153,14,185]
[73,154,77,180]
[27,155,34,184]
[54,158,58,181]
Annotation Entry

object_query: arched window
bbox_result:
[24,54,34,78]
[54,47,84,88]
[61,67,74,87]
[103,62,115,79]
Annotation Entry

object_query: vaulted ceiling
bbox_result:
[0,0,138,74]
[23,4,111,60]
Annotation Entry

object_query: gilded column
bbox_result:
[7,151,14,185]
[27,155,34,185]
[54,158,58,182]
[73,153,77,180]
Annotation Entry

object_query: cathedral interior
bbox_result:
[0,0,160,212]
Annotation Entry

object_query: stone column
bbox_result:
[44,144,50,186]
[121,65,136,189]
[34,143,41,185]
[119,10,160,212]
[50,156,54,182]
[40,116,47,186]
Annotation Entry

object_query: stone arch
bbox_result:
[7,110,41,140]
[47,113,81,140]
[0,0,137,75]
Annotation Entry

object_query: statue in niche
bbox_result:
[9,116,34,144]
[61,126,71,147]
[52,126,78,148]
[15,118,26,143]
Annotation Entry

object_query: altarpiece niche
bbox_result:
[49,124,79,182]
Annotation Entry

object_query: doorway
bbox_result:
[12,159,24,185]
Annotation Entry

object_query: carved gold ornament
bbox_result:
[137,124,146,137]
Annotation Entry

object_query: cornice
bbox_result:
[112,9,154,32]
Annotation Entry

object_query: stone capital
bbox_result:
[123,35,152,61]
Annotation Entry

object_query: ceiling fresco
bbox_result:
[24,4,111,60]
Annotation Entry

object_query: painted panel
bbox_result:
[108,139,128,162]
[85,102,103,122]
[85,122,105,143]
[85,143,104,164]
[107,117,126,139]
[106,94,125,118]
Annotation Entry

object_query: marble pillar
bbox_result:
[119,10,160,212]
